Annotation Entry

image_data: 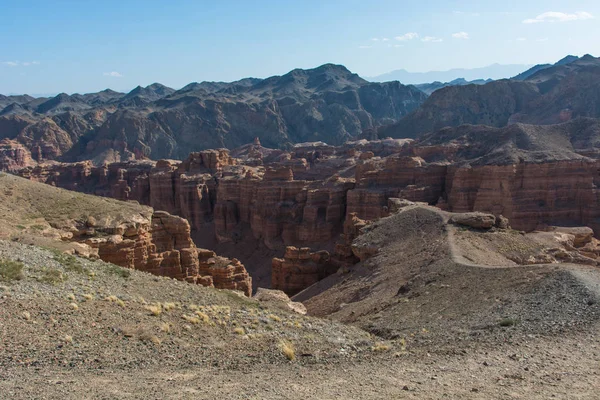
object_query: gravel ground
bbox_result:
[2,206,600,399]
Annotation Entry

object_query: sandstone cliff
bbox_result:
[0,173,252,296]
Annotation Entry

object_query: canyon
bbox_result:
[7,117,600,294]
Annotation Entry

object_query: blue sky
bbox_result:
[1,0,599,94]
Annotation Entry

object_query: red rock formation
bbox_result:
[13,140,600,293]
[80,210,251,296]
[444,160,600,233]
[197,249,252,297]
[0,139,35,172]
[272,246,335,295]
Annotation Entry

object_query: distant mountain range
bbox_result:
[414,78,493,95]
[2,54,599,166]
[375,54,600,139]
[512,55,581,80]
[0,64,427,163]
[369,63,533,84]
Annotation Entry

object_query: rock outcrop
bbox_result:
[271,246,336,296]
[78,211,252,296]
[253,288,307,314]
[0,139,35,172]
[449,212,497,229]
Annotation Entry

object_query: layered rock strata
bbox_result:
[79,210,252,296]
[271,246,336,296]
[13,139,600,267]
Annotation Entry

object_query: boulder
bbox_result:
[450,212,496,229]
[253,288,307,315]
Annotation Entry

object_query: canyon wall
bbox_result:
[15,143,600,245]
[12,139,600,295]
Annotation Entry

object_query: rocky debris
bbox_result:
[550,227,594,247]
[0,238,377,383]
[450,212,497,229]
[253,288,307,314]
[299,205,600,347]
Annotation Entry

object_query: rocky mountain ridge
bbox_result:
[377,54,600,138]
[0,64,427,163]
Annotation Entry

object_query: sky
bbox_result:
[1,0,599,95]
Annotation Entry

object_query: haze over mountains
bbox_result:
[369,63,533,84]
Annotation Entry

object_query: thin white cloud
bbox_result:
[382,37,390,41]
[421,36,443,43]
[536,38,549,42]
[523,11,594,24]
[452,32,469,39]
[371,38,379,41]
[103,71,124,78]
[2,61,39,67]
[395,32,419,41]
[453,11,480,17]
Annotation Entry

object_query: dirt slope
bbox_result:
[296,206,600,343]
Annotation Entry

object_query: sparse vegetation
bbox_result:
[38,268,66,285]
[268,314,282,322]
[52,251,88,275]
[105,264,131,278]
[372,343,391,352]
[498,318,519,327]
[279,340,295,361]
[194,311,210,323]
[69,302,79,310]
[145,303,162,316]
[139,331,161,345]
[182,314,201,324]
[0,259,25,282]
[233,327,245,335]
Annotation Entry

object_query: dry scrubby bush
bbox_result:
[39,268,66,285]
[145,304,162,316]
[0,259,25,282]
[279,340,295,361]
[372,343,391,352]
